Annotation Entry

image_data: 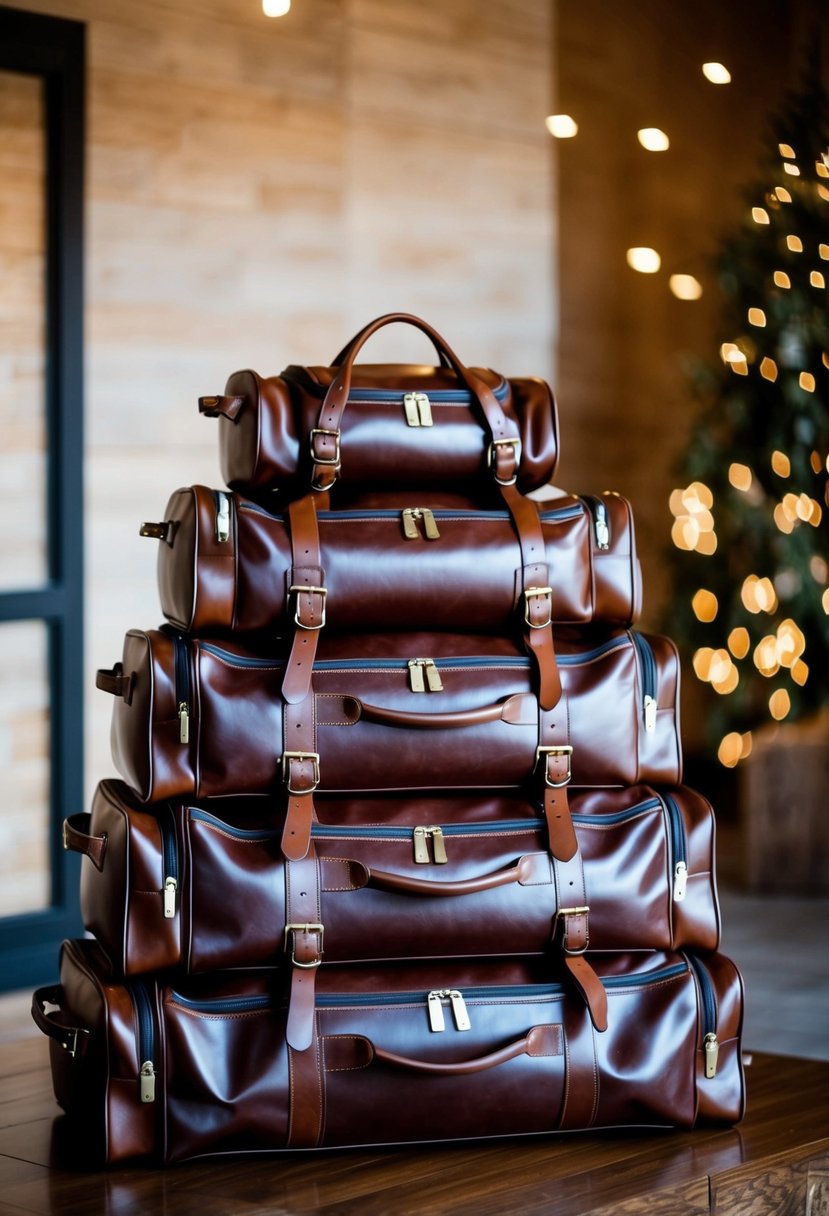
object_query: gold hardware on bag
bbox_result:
[139,521,169,541]
[427,989,471,1032]
[403,392,433,427]
[593,502,610,549]
[487,437,522,486]
[673,861,687,902]
[178,702,190,745]
[408,659,443,692]
[704,1032,720,1078]
[524,586,554,630]
[284,922,324,968]
[401,508,441,541]
[535,744,573,788]
[644,695,657,732]
[139,1061,156,1103]
[163,876,177,919]
[281,751,321,793]
[289,584,328,630]
[413,825,448,864]
[215,492,230,542]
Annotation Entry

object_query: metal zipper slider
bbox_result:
[644,694,657,732]
[448,990,471,1031]
[424,659,443,692]
[408,659,426,693]
[704,1032,719,1078]
[427,991,446,1032]
[178,702,190,744]
[413,825,430,864]
[215,492,230,542]
[139,1060,156,1103]
[593,501,610,549]
[163,876,177,919]
[673,861,688,902]
[420,508,440,539]
[401,508,420,540]
[430,826,448,864]
[403,392,433,427]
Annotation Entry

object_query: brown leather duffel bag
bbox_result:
[198,312,559,500]
[98,627,681,804]
[65,780,718,976]
[33,940,745,1164]
[143,485,641,635]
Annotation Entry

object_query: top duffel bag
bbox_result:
[198,312,559,500]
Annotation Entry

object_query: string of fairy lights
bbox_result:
[548,64,829,768]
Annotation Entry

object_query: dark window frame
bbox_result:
[0,6,85,990]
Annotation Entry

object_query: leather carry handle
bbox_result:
[346,691,536,730]
[310,313,520,491]
[95,664,134,703]
[62,813,107,871]
[31,986,90,1058]
[330,326,452,370]
[358,853,545,897]
[325,1024,561,1076]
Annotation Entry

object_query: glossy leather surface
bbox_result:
[44,940,745,1164]
[73,780,719,975]
[104,628,682,802]
[155,486,641,634]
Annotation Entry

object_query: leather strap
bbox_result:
[287,1039,324,1148]
[31,986,90,1059]
[285,853,325,1147]
[552,848,608,1033]
[537,700,578,863]
[280,695,320,862]
[198,394,244,420]
[95,665,133,701]
[557,999,599,1131]
[281,496,326,706]
[62,813,107,871]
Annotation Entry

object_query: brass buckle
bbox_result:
[524,585,553,629]
[281,750,321,794]
[535,744,573,788]
[487,437,522,486]
[289,584,328,631]
[284,922,324,968]
[555,905,590,956]
[309,428,341,467]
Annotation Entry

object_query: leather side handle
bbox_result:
[358,853,547,897]
[346,691,536,731]
[31,986,90,1059]
[62,813,107,871]
[95,664,133,702]
[324,1024,562,1076]
[198,394,245,421]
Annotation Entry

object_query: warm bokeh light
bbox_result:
[727,627,750,659]
[741,574,778,614]
[773,271,791,288]
[776,619,806,667]
[709,649,733,685]
[669,274,703,300]
[800,371,816,391]
[545,114,578,138]
[810,555,828,583]
[751,207,770,224]
[748,307,766,327]
[753,635,780,677]
[637,127,670,151]
[792,660,809,686]
[776,187,792,203]
[683,482,713,510]
[760,356,778,381]
[695,531,718,555]
[626,247,661,273]
[728,462,752,491]
[769,689,791,720]
[691,589,718,622]
[783,163,801,177]
[262,0,291,13]
[823,588,829,614]
[712,665,739,695]
[692,647,714,681]
[820,244,829,260]
[718,733,742,767]
[786,235,803,252]
[702,62,731,84]
[774,503,795,534]
[778,143,796,159]
[771,450,790,477]
[811,270,826,288]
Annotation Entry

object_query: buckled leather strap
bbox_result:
[285,852,325,1147]
[556,999,600,1131]
[282,496,326,706]
[553,849,608,1032]
[280,694,320,862]
[287,1037,324,1148]
[537,701,577,863]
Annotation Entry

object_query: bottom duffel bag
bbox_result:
[33,940,745,1164]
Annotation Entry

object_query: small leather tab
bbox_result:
[564,954,608,1033]
[323,1034,374,1073]
[138,521,170,541]
[62,813,107,871]
[198,394,244,420]
[526,1024,564,1057]
[95,665,133,702]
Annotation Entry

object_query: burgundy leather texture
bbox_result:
[206,364,558,500]
[153,486,641,634]
[71,780,719,976]
[102,628,682,802]
[41,940,745,1164]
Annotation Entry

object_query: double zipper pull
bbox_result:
[413,825,448,865]
[401,508,441,541]
[408,659,444,693]
[403,392,433,427]
[427,989,471,1032]
[215,492,230,542]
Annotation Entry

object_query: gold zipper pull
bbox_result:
[413,825,430,864]
[139,1061,156,1103]
[163,876,177,919]
[449,990,471,1031]
[402,508,420,540]
[644,694,657,732]
[704,1032,719,1078]
[178,702,190,744]
[424,659,443,692]
[430,826,448,864]
[421,508,440,540]
[215,492,230,542]
[673,861,688,902]
[408,659,426,693]
[403,392,421,427]
[415,393,433,426]
[427,991,446,1032]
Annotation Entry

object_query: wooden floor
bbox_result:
[0,1038,828,1215]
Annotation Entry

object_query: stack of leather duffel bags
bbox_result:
[33,313,745,1164]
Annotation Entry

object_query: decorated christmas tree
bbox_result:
[669,59,829,769]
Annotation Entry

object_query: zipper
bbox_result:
[582,495,610,549]
[160,807,178,919]
[631,632,657,732]
[427,990,470,1031]
[214,490,230,542]
[130,982,157,1103]
[688,955,720,1078]
[408,658,443,692]
[412,825,448,864]
[287,382,510,406]
[173,634,191,744]
[402,507,441,540]
[403,391,433,427]
[238,503,585,526]
[662,793,688,901]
